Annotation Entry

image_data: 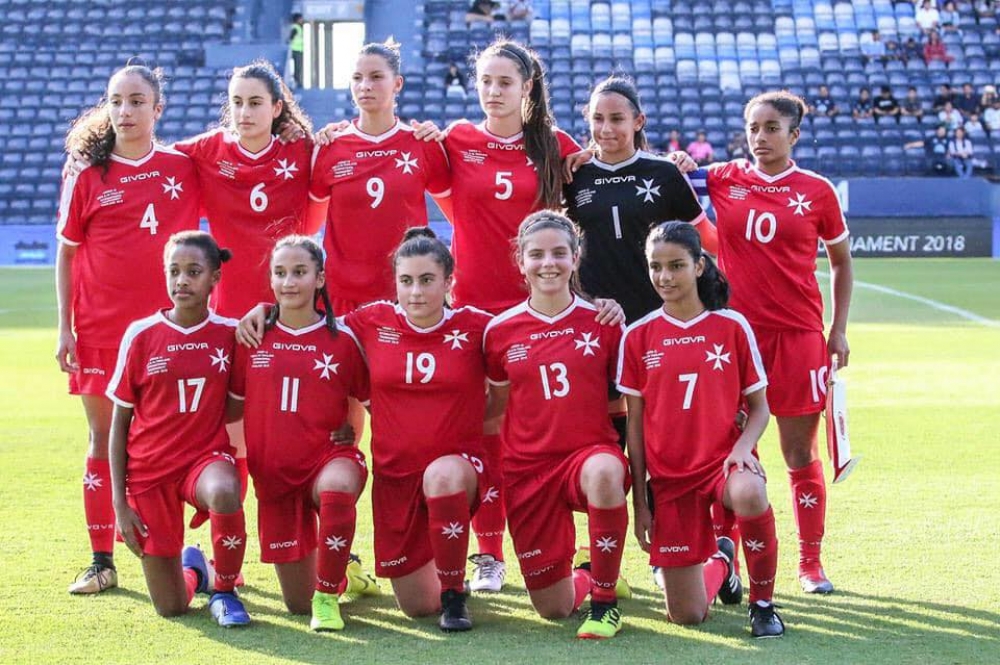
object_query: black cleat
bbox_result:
[799,567,835,594]
[715,536,744,605]
[439,589,473,632]
[748,602,785,639]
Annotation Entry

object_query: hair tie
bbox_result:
[498,44,533,77]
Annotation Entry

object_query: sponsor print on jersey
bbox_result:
[250,349,273,369]
[642,349,664,370]
[506,343,530,363]
[377,327,401,345]
[460,149,487,165]
[97,189,124,207]
[146,355,169,376]
[574,187,596,207]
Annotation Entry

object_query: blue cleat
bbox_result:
[210,591,251,627]
[181,545,213,595]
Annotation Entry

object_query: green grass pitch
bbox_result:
[1,259,998,664]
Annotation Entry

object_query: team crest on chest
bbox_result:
[394,151,418,174]
[787,192,812,216]
[704,344,731,371]
[209,348,231,373]
[636,178,660,202]
[162,176,183,200]
[274,158,299,180]
[313,353,339,379]
[574,332,600,356]
[443,329,469,350]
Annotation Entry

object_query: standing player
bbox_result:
[107,231,249,626]
[230,236,370,632]
[681,92,854,594]
[56,63,200,593]
[341,228,493,632]
[618,221,783,639]
[484,212,630,640]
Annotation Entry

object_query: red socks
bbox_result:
[317,491,356,594]
[83,457,115,553]
[209,510,246,593]
[738,506,778,603]
[427,492,472,592]
[702,556,728,605]
[711,502,742,576]
[588,504,628,604]
[572,568,591,611]
[235,457,249,503]
[471,434,505,561]
[789,460,827,570]
[183,568,199,605]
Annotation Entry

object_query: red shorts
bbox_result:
[126,451,235,558]
[256,447,368,564]
[372,452,488,579]
[69,344,118,396]
[648,475,726,569]
[505,445,630,591]
[755,328,829,417]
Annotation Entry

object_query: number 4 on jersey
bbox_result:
[140,203,159,235]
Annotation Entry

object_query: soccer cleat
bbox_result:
[209,591,251,628]
[310,591,345,632]
[748,602,785,639]
[799,566,835,594]
[181,545,214,594]
[68,563,118,595]
[468,554,506,592]
[652,566,665,591]
[339,554,381,604]
[576,601,623,639]
[574,547,631,599]
[715,536,744,605]
[438,589,473,632]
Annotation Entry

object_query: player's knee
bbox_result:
[284,597,312,615]
[728,479,770,517]
[582,458,626,504]
[398,596,440,618]
[536,603,573,620]
[669,607,707,625]
[423,456,468,497]
[316,465,363,496]
[152,599,187,618]
[203,479,241,513]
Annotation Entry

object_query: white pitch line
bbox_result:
[817,271,1000,328]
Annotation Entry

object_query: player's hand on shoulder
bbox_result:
[330,422,356,446]
[55,328,79,373]
[667,151,697,173]
[114,501,148,559]
[410,119,444,142]
[593,298,625,326]
[277,120,307,144]
[563,148,595,183]
[828,330,850,369]
[62,149,91,180]
[236,304,269,348]
[314,120,351,146]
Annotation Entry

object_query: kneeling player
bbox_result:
[230,236,371,632]
[108,231,249,626]
[618,222,783,638]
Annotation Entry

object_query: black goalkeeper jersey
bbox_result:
[564,150,706,323]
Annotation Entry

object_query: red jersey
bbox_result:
[173,130,312,318]
[342,302,492,478]
[230,319,369,501]
[484,297,622,470]
[106,311,236,494]
[442,121,581,312]
[56,146,200,349]
[706,160,849,332]
[309,120,451,304]
[617,308,767,497]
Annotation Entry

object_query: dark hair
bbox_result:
[516,210,587,297]
[646,221,729,310]
[266,235,337,335]
[477,39,563,208]
[221,59,313,136]
[586,74,648,152]
[164,230,232,271]
[66,63,165,174]
[393,227,455,279]
[744,90,809,131]
[358,37,402,76]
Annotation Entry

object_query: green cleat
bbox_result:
[311,591,345,632]
[576,601,623,640]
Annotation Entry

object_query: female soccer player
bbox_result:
[340,227,493,632]
[57,63,200,594]
[229,236,370,632]
[107,231,249,626]
[680,91,854,594]
[483,212,630,640]
[618,221,783,639]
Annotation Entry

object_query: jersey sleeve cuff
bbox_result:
[429,188,452,198]
[689,211,709,226]
[360,399,371,408]
[616,384,642,397]
[742,379,767,396]
[57,234,81,246]
[486,377,510,387]
[308,192,331,203]
[107,393,133,408]
[822,230,850,246]
[227,391,245,401]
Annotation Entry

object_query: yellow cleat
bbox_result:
[339,554,381,604]
[311,591,345,632]
[68,564,118,595]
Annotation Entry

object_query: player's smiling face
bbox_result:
[229,76,281,144]
[165,244,218,311]
[395,254,451,327]
[646,240,704,311]
[270,245,324,314]
[107,72,162,148]
[588,91,643,163]
[351,54,402,115]
[476,55,530,124]
[518,228,580,298]
[745,102,799,174]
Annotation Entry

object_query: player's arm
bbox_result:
[108,403,147,557]
[826,238,853,368]
[624,394,651,553]
[722,387,770,479]
[303,197,329,235]
[225,394,244,423]
[484,383,510,427]
[55,242,78,373]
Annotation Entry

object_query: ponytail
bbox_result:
[164,230,231,271]
[646,221,729,310]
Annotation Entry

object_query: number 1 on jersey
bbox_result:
[610,205,623,240]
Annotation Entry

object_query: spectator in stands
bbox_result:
[726,131,749,159]
[948,126,975,177]
[507,0,533,21]
[975,0,996,22]
[445,62,468,98]
[932,83,954,111]
[666,129,683,152]
[904,124,952,175]
[954,82,981,116]
[861,30,888,65]
[466,0,497,23]
[939,100,964,129]
[979,84,997,112]
[686,130,715,165]
[901,86,926,120]
[853,87,874,120]
[810,84,840,117]
[884,37,902,61]
[873,85,901,123]
[289,13,305,89]
[901,36,924,62]
[924,30,955,64]
[983,98,1000,132]
[964,111,987,136]
[940,1,961,31]
[916,0,942,33]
